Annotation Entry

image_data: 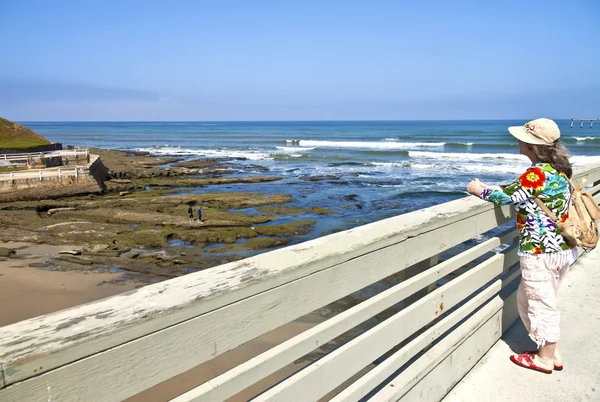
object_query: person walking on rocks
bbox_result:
[197,206,203,224]
[187,204,194,222]
[467,118,577,374]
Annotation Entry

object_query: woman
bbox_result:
[467,118,577,374]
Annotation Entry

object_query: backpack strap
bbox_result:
[534,197,559,222]
[568,177,586,192]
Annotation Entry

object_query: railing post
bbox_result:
[39,170,42,181]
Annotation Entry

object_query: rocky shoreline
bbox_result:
[0,148,335,285]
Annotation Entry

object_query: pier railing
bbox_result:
[0,162,599,402]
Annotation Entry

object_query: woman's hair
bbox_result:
[528,140,573,178]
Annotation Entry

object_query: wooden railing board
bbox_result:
[0,196,513,390]
[371,295,504,402]
[172,227,518,402]
[252,251,516,401]
[330,280,503,402]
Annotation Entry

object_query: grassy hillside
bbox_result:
[0,117,51,150]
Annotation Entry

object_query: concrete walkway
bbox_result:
[444,247,600,402]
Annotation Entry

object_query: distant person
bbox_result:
[467,118,576,374]
[187,204,194,222]
[197,206,203,224]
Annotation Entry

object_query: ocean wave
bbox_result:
[447,142,474,146]
[287,140,445,149]
[409,151,529,161]
[137,146,272,160]
[275,146,316,152]
[570,136,600,141]
[369,161,526,175]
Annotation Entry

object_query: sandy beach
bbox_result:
[0,242,135,327]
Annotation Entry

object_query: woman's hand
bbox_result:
[467,178,484,197]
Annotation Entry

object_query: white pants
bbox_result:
[517,249,578,347]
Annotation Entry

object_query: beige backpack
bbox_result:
[535,177,600,250]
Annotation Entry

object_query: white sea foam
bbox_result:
[296,140,445,149]
[275,146,316,152]
[137,147,273,160]
[409,151,529,161]
[371,161,526,175]
[573,137,598,141]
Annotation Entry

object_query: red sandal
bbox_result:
[523,350,563,371]
[510,353,552,374]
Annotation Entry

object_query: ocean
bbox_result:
[22,120,600,243]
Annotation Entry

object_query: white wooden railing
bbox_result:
[0,149,89,164]
[0,162,599,402]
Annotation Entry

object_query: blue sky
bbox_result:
[1,0,599,121]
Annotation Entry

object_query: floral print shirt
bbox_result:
[479,163,572,255]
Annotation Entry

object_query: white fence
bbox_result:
[0,149,89,164]
[0,162,599,402]
[0,166,81,181]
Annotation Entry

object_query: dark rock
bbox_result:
[172,158,229,169]
[122,251,141,259]
[299,175,339,182]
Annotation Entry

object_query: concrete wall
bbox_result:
[27,153,89,169]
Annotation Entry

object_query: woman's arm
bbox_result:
[467,166,546,206]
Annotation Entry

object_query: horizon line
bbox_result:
[15,118,577,123]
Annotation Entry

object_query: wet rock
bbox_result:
[136,176,282,188]
[47,207,76,215]
[257,206,335,215]
[205,237,295,253]
[119,191,131,196]
[171,158,230,169]
[86,250,122,258]
[0,247,16,257]
[0,184,103,202]
[254,220,316,236]
[88,244,111,253]
[299,175,339,182]
[122,251,141,259]
[57,255,94,265]
[59,249,82,255]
